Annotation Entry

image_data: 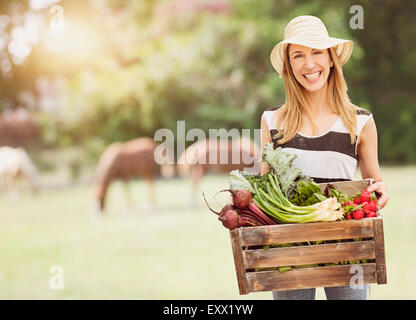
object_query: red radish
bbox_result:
[215,189,252,209]
[352,209,364,220]
[365,211,378,218]
[368,200,378,212]
[346,213,352,220]
[218,209,240,230]
[360,189,371,204]
[353,197,361,205]
[362,202,372,212]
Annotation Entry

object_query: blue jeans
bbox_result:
[272,285,368,300]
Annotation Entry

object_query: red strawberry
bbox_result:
[352,209,365,220]
[359,190,371,204]
[346,213,352,220]
[353,197,361,205]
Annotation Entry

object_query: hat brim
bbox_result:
[270,37,354,76]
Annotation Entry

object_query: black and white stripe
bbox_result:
[263,105,372,183]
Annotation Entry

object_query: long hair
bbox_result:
[273,44,358,144]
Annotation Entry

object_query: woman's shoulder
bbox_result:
[262,104,284,130]
[265,104,284,112]
[353,104,372,116]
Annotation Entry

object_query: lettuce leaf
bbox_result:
[262,143,306,196]
[228,170,255,193]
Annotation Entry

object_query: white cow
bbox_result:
[0,146,39,196]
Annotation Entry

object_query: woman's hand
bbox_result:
[366,181,389,210]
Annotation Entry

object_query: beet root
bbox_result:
[218,209,240,230]
[215,189,252,209]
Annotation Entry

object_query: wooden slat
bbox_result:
[243,240,376,269]
[372,217,387,284]
[229,229,249,295]
[246,263,377,292]
[319,179,372,197]
[239,219,374,247]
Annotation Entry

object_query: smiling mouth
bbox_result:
[303,71,321,80]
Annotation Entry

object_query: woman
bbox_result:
[260,15,389,300]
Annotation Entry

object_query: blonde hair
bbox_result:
[273,45,358,144]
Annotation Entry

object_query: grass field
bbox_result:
[0,166,415,299]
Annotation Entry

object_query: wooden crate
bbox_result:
[229,179,387,295]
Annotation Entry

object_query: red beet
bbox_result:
[218,209,240,230]
[215,189,252,209]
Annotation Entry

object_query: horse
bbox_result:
[0,146,39,197]
[93,137,175,214]
[0,109,39,148]
[177,137,261,206]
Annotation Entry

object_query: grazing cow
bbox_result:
[177,137,261,206]
[0,146,39,196]
[93,137,175,213]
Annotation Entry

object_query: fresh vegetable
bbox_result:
[202,191,277,230]
[252,173,344,223]
[215,189,252,209]
[365,211,378,218]
[329,186,380,220]
[261,143,307,197]
[228,170,255,193]
[219,209,240,229]
[289,179,327,206]
[362,202,372,212]
[368,200,378,212]
[352,209,365,220]
[359,189,371,203]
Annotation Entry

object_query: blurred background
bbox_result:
[0,0,415,299]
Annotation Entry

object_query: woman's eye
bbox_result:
[314,51,322,55]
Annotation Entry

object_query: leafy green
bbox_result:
[289,179,327,206]
[262,143,306,196]
[228,170,255,193]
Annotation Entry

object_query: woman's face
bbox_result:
[287,44,334,92]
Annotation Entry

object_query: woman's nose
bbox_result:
[304,55,316,69]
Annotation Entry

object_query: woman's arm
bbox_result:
[356,116,390,209]
[260,114,272,176]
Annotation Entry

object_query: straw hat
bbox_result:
[270,15,354,77]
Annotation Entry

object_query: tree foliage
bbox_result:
[0,0,415,165]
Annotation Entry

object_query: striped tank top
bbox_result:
[263,105,372,183]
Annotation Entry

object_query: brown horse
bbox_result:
[93,137,175,213]
[177,137,261,206]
